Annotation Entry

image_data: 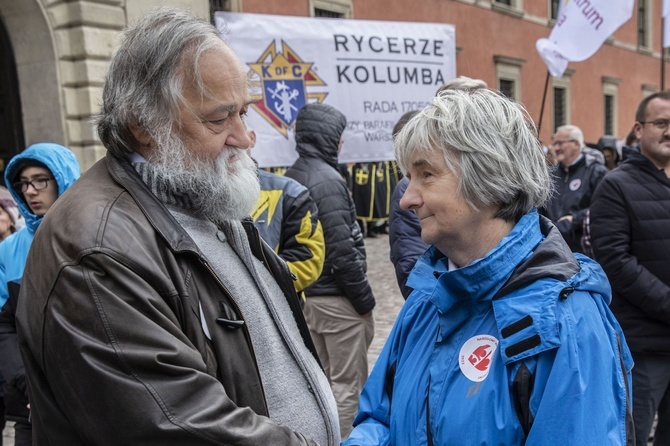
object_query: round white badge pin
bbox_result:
[459,334,499,382]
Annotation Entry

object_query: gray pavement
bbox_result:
[1,421,12,445]
[363,232,405,371]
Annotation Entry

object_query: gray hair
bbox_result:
[556,124,585,148]
[96,8,225,157]
[435,76,488,95]
[395,88,552,222]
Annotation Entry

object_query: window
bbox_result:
[553,87,567,130]
[494,55,524,102]
[492,0,524,17]
[552,73,571,132]
[637,0,651,48]
[549,0,561,20]
[210,0,229,9]
[310,0,352,18]
[315,8,344,18]
[499,79,515,100]
[210,0,241,21]
[602,78,620,137]
[604,95,614,136]
[494,0,526,9]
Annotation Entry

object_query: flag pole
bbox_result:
[537,70,551,136]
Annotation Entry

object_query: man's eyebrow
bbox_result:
[204,100,253,116]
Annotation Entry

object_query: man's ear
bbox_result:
[130,125,153,157]
[633,122,643,142]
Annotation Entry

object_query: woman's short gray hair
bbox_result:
[395,88,552,222]
[96,8,225,157]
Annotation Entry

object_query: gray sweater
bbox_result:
[133,161,340,445]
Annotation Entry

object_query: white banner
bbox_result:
[536,0,634,77]
[216,13,456,167]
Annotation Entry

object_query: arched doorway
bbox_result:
[0,16,24,179]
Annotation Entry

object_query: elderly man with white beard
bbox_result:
[15,8,340,446]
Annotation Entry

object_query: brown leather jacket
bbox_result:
[16,155,321,445]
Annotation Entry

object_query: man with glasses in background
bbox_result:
[590,90,670,446]
[0,142,80,446]
[541,124,607,254]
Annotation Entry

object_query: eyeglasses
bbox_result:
[551,139,576,147]
[639,119,670,131]
[13,177,54,193]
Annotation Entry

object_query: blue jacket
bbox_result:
[0,143,80,307]
[344,211,634,445]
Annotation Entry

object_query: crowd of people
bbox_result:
[0,6,668,446]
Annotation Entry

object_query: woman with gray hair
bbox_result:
[344,88,634,445]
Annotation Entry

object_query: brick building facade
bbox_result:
[0,0,667,171]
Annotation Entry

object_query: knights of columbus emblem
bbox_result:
[247,41,328,137]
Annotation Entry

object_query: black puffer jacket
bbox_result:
[285,104,375,315]
[590,151,670,353]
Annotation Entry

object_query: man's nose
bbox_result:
[226,115,251,149]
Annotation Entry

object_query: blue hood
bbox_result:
[4,143,81,233]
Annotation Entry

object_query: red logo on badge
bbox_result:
[459,335,499,382]
[468,344,494,371]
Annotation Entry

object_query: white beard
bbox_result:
[146,134,260,222]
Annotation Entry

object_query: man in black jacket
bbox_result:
[285,103,376,439]
[16,8,339,446]
[590,90,670,446]
[541,124,607,254]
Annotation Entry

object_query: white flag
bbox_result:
[663,0,670,48]
[536,0,634,77]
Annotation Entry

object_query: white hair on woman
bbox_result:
[395,88,552,222]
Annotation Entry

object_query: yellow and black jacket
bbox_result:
[251,169,325,294]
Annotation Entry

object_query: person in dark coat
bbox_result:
[590,90,670,446]
[388,110,426,299]
[0,143,81,446]
[351,160,400,237]
[285,103,376,439]
[541,124,608,254]
[388,176,428,299]
[596,135,620,170]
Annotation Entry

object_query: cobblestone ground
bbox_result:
[1,422,11,445]
[363,233,405,371]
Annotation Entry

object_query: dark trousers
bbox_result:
[0,396,4,446]
[632,352,670,446]
[12,421,31,446]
